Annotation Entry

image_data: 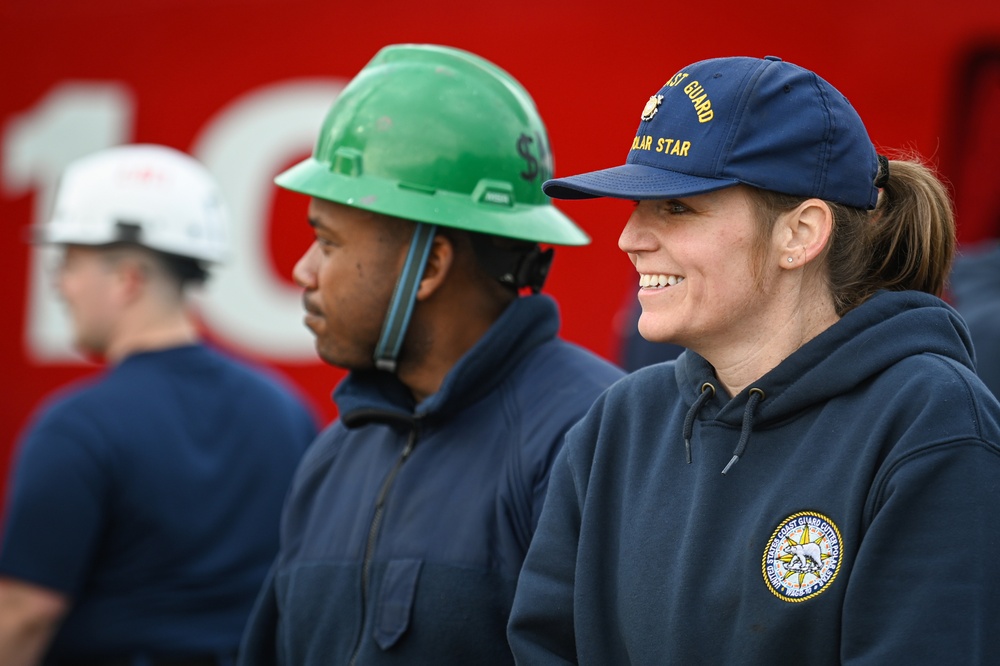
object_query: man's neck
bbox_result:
[104,313,199,365]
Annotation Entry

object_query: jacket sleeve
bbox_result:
[842,439,1000,664]
[238,564,280,666]
[507,441,581,665]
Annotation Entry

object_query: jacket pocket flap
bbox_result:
[374,559,422,650]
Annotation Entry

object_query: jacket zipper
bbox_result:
[348,427,417,666]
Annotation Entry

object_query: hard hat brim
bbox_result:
[275,158,591,247]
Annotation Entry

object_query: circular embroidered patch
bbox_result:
[762,511,842,602]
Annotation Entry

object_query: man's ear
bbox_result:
[776,198,833,269]
[415,234,455,300]
[113,255,150,304]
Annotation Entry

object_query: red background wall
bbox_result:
[3,0,1000,497]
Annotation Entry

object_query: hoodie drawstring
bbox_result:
[721,388,765,475]
[682,382,716,464]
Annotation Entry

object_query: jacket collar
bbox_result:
[335,294,561,429]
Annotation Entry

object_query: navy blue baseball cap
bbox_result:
[543,56,881,210]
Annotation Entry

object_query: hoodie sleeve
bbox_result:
[841,438,1000,664]
[507,438,582,665]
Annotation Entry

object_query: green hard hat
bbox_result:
[275,44,589,246]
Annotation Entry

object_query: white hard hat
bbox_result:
[41,144,229,263]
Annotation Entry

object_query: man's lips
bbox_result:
[302,296,322,317]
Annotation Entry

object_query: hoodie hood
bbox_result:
[673,290,975,471]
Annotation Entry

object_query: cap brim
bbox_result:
[542,163,741,201]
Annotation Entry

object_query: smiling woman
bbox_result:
[621,188,799,384]
[508,55,1000,666]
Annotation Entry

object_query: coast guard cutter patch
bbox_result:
[762,511,842,602]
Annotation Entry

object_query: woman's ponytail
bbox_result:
[864,158,955,299]
[749,155,956,316]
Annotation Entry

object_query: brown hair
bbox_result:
[98,242,208,291]
[747,156,955,316]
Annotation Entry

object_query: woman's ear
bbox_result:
[416,234,455,300]
[777,198,833,269]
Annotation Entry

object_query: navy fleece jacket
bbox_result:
[239,295,623,666]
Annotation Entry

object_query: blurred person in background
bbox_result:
[0,144,317,666]
[950,240,1000,399]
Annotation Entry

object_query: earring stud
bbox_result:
[787,257,794,263]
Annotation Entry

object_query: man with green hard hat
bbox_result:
[238,44,623,665]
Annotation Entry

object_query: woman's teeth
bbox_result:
[639,274,684,288]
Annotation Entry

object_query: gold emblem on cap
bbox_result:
[641,94,664,121]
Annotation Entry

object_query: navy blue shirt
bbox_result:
[0,344,317,660]
[509,291,1000,665]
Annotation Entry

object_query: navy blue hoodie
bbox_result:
[509,290,1000,665]
[239,295,623,666]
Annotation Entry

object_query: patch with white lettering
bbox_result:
[762,511,842,602]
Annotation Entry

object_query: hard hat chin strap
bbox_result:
[373,223,438,373]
